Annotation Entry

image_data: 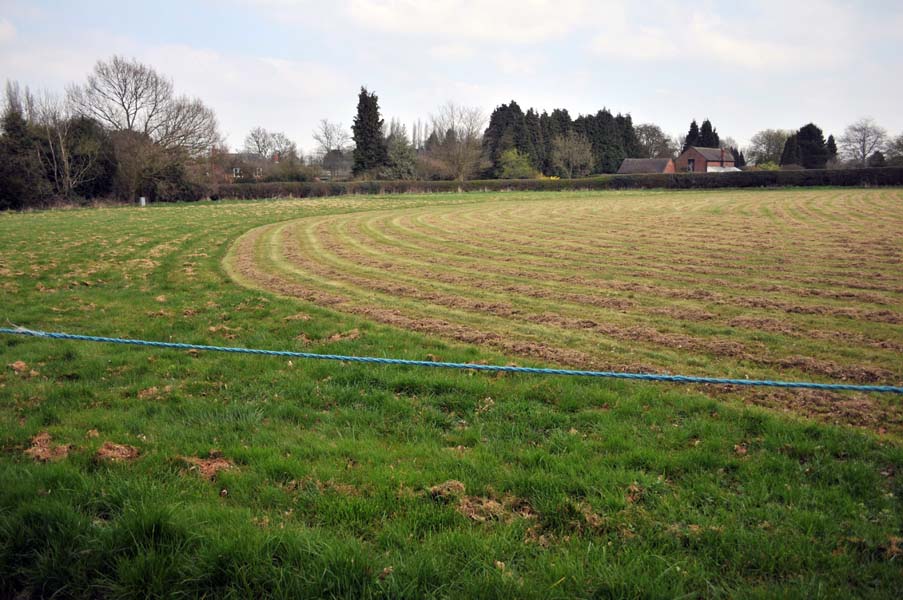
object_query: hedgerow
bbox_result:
[212,167,903,200]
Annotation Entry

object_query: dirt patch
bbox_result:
[24,432,70,462]
[327,328,360,343]
[457,492,537,523]
[97,442,140,462]
[429,479,466,501]
[182,450,234,479]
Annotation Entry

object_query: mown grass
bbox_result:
[1,191,902,598]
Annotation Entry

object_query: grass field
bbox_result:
[1,189,902,598]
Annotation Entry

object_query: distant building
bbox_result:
[674,147,739,173]
[617,158,675,175]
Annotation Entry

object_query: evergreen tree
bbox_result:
[0,104,47,210]
[683,120,700,151]
[523,109,544,171]
[780,134,801,166]
[351,87,388,175]
[868,151,886,168]
[699,119,720,148]
[796,123,828,169]
[482,101,529,177]
[731,147,746,168]
[826,135,838,162]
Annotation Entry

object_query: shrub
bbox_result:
[209,167,903,201]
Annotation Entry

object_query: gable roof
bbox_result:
[617,158,673,174]
[689,147,734,162]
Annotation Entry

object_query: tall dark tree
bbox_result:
[780,134,801,166]
[796,123,828,169]
[731,147,746,168]
[868,151,886,168]
[523,109,544,171]
[699,119,720,148]
[826,134,838,162]
[351,87,388,175]
[683,120,701,151]
[0,104,47,210]
[482,101,530,177]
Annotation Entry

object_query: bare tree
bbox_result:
[635,123,677,158]
[551,131,594,178]
[839,118,887,167]
[68,56,220,155]
[426,102,485,180]
[269,132,299,161]
[67,56,221,199]
[747,129,792,165]
[243,127,273,157]
[32,92,91,198]
[312,119,351,155]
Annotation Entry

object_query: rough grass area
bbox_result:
[230,189,903,434]
[0,190,901,598]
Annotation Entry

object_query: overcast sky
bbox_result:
[2,0,901,152]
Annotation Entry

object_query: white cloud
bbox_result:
[343,0,594,43]
[429,44,476,61]
[0,18,17,43]
[589,4,852,70]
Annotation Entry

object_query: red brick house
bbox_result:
[617,158,675,174]
[674,146,737,173]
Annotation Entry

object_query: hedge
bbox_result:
[210,167,903,201]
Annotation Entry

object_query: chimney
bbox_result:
[720,147,725,166]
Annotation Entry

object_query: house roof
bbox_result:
[617,158,673,174]
[690,147,734,162]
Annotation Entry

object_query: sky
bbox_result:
[1,0,901,153]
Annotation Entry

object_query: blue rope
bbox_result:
[1,327,901,394]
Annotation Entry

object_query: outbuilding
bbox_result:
[617,158,675,175]
[674,147,737,173]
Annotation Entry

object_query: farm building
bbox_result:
[617,158,675,174]
[674,146,740,173]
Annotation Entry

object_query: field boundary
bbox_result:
[3,327,901,394]
[211,167,903,201]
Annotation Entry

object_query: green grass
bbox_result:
[1,191,902,598]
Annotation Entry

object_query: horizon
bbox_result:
[1,0,901,153]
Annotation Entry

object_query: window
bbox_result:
[687,158,695,172]
[255,167,263,178]
[232,167,241,178]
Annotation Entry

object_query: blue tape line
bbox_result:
[1,327,901,394]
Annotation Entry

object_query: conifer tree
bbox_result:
[0,104,47,210]
[826,135,838,162]
[351,87,388,175]
[796,123,828,169]
[683,120,700,151]
[699,119,720,148]
[780,134,801,166]
[868,151,886,168]
[731,147,746,168]
[523,109,544,171]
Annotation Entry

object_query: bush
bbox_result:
[210,167,903,201]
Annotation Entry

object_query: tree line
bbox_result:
[3,55,902,209]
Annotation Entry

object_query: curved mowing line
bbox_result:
[226,193,903,389]
[2,328,901,394]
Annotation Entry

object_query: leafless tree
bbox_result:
[839,118,887,167]
[551,131,594,178]
[243,127,299,162]
[747,129,792,165]
[635,123,677,158]
[30,92,102,198]
[312,119,351,156]
[426,102,485,180]
[67,56,221,199]
[68,55,220,156]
